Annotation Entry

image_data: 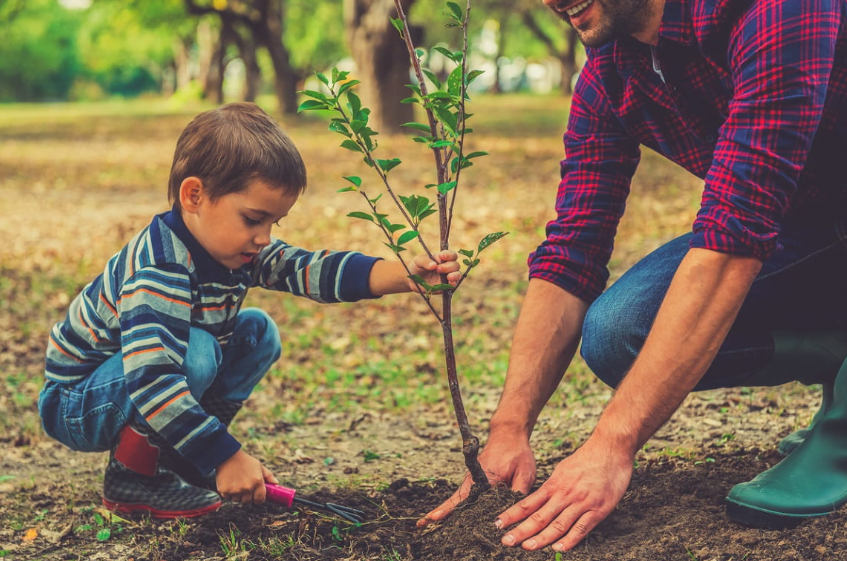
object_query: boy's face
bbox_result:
[182,178,298,270]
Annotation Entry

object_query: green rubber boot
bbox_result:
[726,355,847,529]
[776,384,833,457]
[744,331,847,456]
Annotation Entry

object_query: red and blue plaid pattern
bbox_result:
[529,0,847,303]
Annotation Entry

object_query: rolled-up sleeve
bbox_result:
[529,58,641,303]
[691,0,839,259]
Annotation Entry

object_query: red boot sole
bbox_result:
[102,497,222,519]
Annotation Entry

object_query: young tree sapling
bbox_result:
[299,0,504,492]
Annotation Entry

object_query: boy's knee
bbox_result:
[237,308,281,361]
[581,295,645,389]
[184,328,222,392]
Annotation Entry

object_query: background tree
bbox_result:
[343,0,418,133]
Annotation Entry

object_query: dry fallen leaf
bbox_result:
[22,528,37,542]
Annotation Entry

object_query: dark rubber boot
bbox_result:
[102,424,221,518]
[156,395,243,490]
[777,384,833,457]
[726,356,847,529]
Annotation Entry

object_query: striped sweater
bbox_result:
[46,209,379,475]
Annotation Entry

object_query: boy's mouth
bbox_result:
[240,252,257,264]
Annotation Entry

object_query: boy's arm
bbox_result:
[117,264,240,476]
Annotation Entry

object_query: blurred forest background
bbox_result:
[0,0,583,128]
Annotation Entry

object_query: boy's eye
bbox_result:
[243,216,262,226]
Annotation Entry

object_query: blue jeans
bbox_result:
[581,218,847,391]
[39,308,281,452]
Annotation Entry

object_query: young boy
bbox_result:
[38,102,460,518]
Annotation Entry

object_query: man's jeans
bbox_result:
[581,218,847,391]
[39,308,281,452]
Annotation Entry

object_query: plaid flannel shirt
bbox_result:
[529,0,847,302]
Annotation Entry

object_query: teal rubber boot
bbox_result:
[776,384,833,457]
[745,332,847,456]
[726,356,847,529]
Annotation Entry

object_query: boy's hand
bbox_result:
[407,251,461,293]
[216,450,279,503]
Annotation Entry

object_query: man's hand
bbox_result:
[417,429,537,526]
[406,250,461,293]
[216,449,279,503]
[496,435,633,552]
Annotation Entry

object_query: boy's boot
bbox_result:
[725,354,847,529]
[102,423,222,518]
[156,394,243,490]
[743,331,847,455]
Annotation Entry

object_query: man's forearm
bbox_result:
[489,279,590,438]
[594,248,762,454]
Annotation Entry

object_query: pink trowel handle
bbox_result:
[265,483,296,508]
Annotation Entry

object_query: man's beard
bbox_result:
[561,0,653,48]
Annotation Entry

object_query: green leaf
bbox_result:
[437,181,457,194]
[337,187,357,193]
[347,212,374,223]
[387,223,406,234]
[478,232,509,253]
[369,193,383,204]
[297,99,327,112]
[429,140,456,149]
[458,249,474,258]
[343,176,362,187]
[340,139,363,153]
[350,119,368,133]
[430,283,454,291]
[337,80,361,96]
[447,66,463,96]
[328,121,352,137]
[401,96,420,104]
[347,91,362,114]
[390,17,405,35]
[466,151,488,159]
[93,513,105,526]
[401,122,432,133]
[409,275,433,291]
[467,70,485,84]
[422,69,442,90]
[413,136,432,144]
[301,89,330,102]
[383,242,406,254]
[432,46,462,63]
[397,231,419,245]
[316,73,329,86]
[446,1,463,21]
[376,158,402,173]
[96,529,111,542]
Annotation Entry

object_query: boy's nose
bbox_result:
[254,229,271,247]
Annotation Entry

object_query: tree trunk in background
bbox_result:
[252,0,299,115]
[172,38,192,92]
[521,11,580,95]
[560,27,578,95]
[344,0,416,134]
[232,27,262,102]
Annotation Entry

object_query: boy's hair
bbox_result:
[168,103,307,211]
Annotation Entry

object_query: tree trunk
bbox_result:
[232,27,262,102]
[560,27,578,95]
[172,38,192,92]
[253,0,299,115]
[344,0,416,133]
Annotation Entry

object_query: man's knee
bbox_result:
[580,295,645,389]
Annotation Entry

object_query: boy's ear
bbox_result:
[179,177,204,214]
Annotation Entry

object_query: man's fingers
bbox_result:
[496,486,550,530]
[553,511,605,552]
